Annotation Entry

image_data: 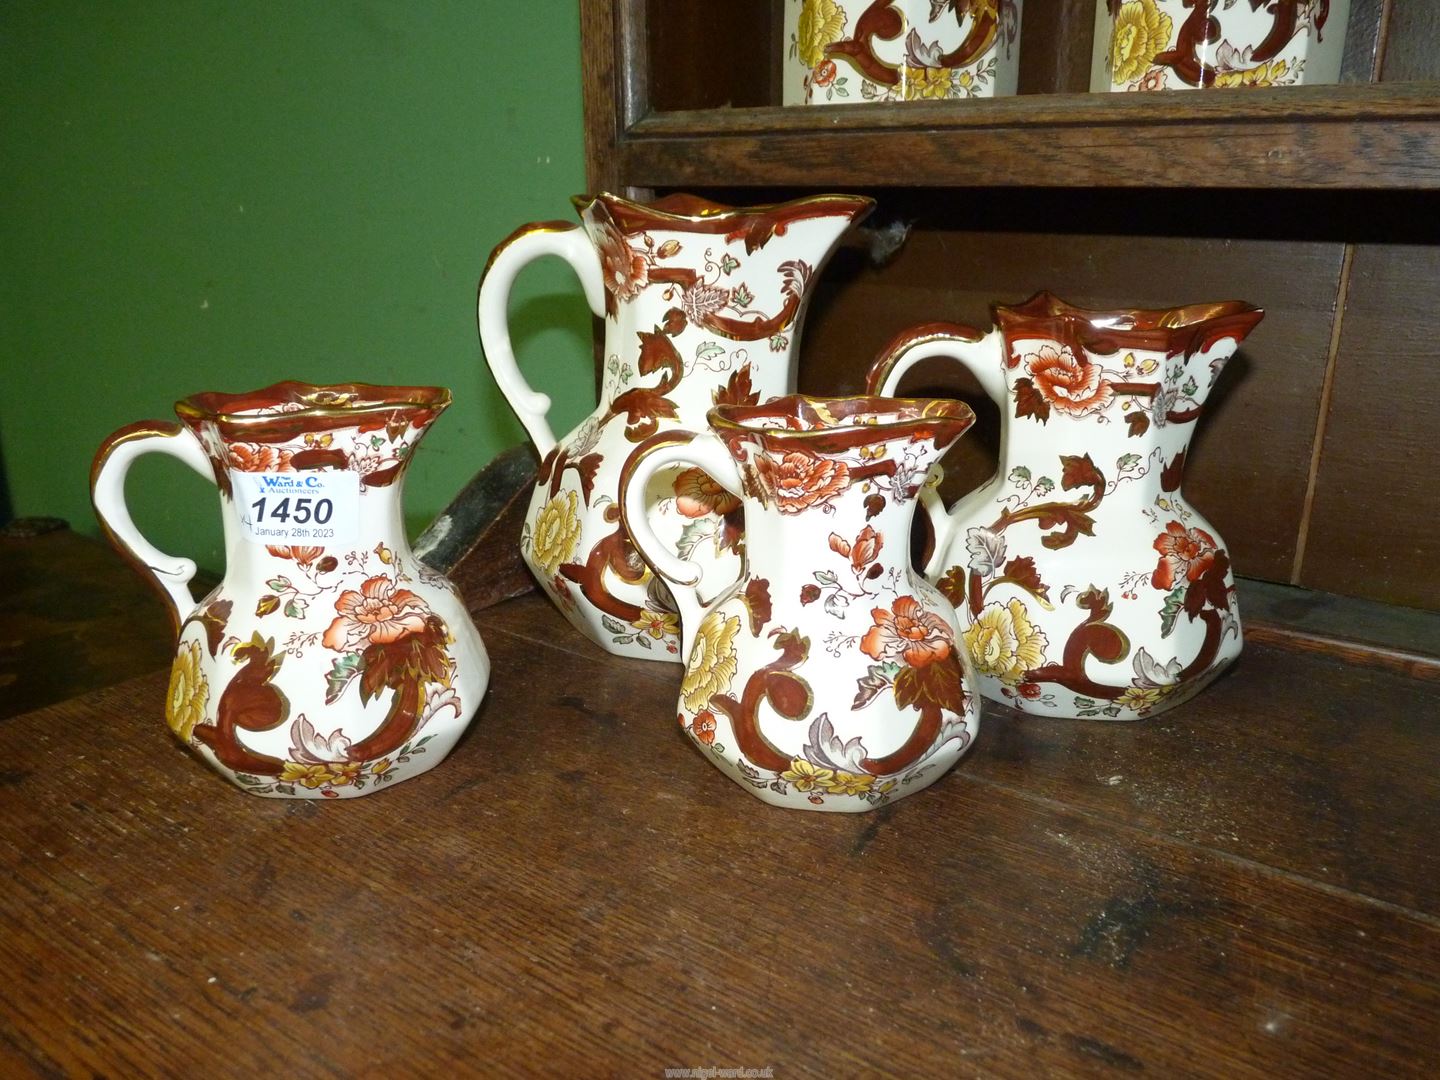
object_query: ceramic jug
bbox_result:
[620,394,981,812]
[480,191,874,662]
[91,382,490,798]
[867,293,1264,720]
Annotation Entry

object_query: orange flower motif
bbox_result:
[596,221,648,304]
[1152,521,1218,590]
[829,524,883,571]
[322,575,432,651]
[228,443,295,472]
[691,710,717,746]
[673,467,741,518]
[266,545,325,568]
[860,596,953,669]
[761,451,850,514]
[1023,344,1114,418]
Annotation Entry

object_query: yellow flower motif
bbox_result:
[903,65,955,100]
[165,639,209,741]
[1215,59,1289,88]
[781,757,835,792]
[680,612,741,712]
[630,609,680,640]
[1116,684,1175,713]
[824,770,876,797]
[370,758,394,776]
[963,599,1049,686]
[797,0,847,69]
[328,762,361,787]
[531,489,582,577]
[279,762,334,789]
[1110,0,1173,87]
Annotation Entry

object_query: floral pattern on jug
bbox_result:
[92,382,490,797]
[868,294,1264,720]
[1091,0,1348,91]
[481,192,873,662]
[784,0,1023,104]
[620,395,981,812]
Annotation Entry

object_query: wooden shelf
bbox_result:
[5,588,1438,1073]
[620,83,1440,190]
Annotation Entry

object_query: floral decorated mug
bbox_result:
[91,382,490,797]
[1091,0,1349,91]
[784,0,1024,104]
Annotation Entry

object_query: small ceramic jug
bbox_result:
[620,394,980,812]
[481,191,873,662]
[868,293,1263,720]
[91,382,490,798]
[784,0,1024,104]
[1090,0,1348,92]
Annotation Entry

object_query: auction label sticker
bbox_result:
[231,471,359,547]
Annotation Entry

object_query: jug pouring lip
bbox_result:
[175,381,451,436]
[709,393,974,451]
[994,291,1264,357]
[572,190,875,232]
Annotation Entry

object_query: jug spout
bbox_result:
[995,292,1264,416]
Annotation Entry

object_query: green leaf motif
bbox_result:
[813,569,839,587]
[1117,453,1141,472]
[266,577,291,591]
[600,614,626,635]
[676,517,718,560]
[325,652,364,705]
[1159,586,1186,639]
[731,283,754,309]
[284,597,309,620]
[718,255,739,276]
[1008,465,1032,485]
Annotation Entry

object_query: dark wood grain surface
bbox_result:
[0,527,176,720]
[1300,243,1440,610]
[1381,1,1440,82]
[2,591,1436,1075]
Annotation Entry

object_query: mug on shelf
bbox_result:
[1091,0,1349,92]
[783,0,1024,105]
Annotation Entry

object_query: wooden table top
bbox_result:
[1,550,1438,1074]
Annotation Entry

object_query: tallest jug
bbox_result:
[480,192,873,661]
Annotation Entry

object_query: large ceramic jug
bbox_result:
[91,382,490,798]
[867,293,1263,720]
[620,394,980,812]
[480,192,873,661]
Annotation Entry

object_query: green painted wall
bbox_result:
[0,2,596,573]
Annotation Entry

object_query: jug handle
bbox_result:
[866,321,1005,576]
[90,421,216,634]
[619,430,744,661]
[477,221,607,458]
